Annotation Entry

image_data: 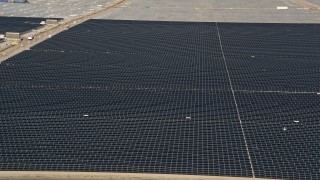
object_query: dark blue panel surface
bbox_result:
[0,16,62,34]
[236,92,320,180]
[1,51,229,90]
[32,20,221,57]
[229,68,319,92]
[0,87,252,177]
[1,19,320,179]
[225,56,320,71]
[0,19,253,177]
[218,23,320,57]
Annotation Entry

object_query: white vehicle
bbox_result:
[27,36,34,40]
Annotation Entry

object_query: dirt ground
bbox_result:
[0,171,279,180]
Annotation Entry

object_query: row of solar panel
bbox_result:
[31,20,320,58]
[1,51,230,90]
[220,39,320,57]
[0,23,42,34]
[218,23,320,58]
[217,22,320,37]
[5,50,225,69]
[3,50,319,92]
[31,20,221,57]
[0,16,62,34]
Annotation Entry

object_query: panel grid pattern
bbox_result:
[0,19,253,178]
[32,20,222,57]
[216,22,320,180]
[0,19,320,180]
[235,92,320,180]
[0,87,252,176]
[2,51,229,90]
[218,22,320,93]
[0,16,62,34]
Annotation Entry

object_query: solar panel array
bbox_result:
[236,92,320,180]
[218,22,320,179]
[0,16,62,34]
[219,23,320,93]
[0,19,319,179]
